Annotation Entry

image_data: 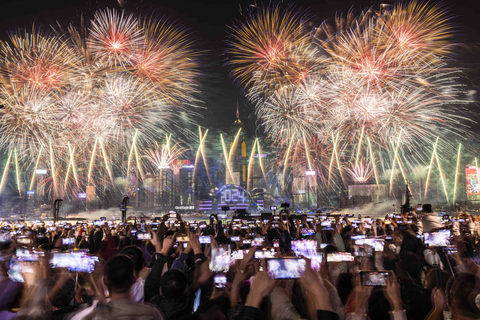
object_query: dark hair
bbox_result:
[424,268,450,291]
[160,269,187,299]
[422,204,433,213]
[397,252,424,281]
[337,273,354,305]
[106,255,135,294]
[48,274,76,308]
[400,233,424,256]
[112,235,120,248]
[120,245,145,275]
[450,273,480,318]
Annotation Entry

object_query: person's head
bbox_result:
[422,204,433,213]
[424,268,450,291]
[400,233,424,256]
[120,245,145,276]
[267,228,280,241]
[396,252,424,284]
[160,269,187,299]
[341,225,353,236]
[105,255,135,295]
[48,274,76,308]
[449,273,480,319]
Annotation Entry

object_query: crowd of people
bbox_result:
[0,203,479,320]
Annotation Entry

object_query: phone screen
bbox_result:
[267,258,306,279]
[300,229,315,237]
[176,234,189,242]
[137,233,152,240]
[51,252,97,273]
[230,236,240,242]
[251,236,265,247]
[231,250,245,260]
[254,248,276,259]
[214,274,227,288]
[16,248,43,261]
[360,271,389,286]
[199,236,211,244]
[62,237,75,245]
[353,245,373,257]
[424,230,451,247]
[327,252,354,262]
[291,240,322,270]
[209,245,231,272]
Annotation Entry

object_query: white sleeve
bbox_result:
[389,310,407,320]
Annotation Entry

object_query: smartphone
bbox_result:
[176,234,189,242]
[199,236,211,244]
[267,258,306,279]
[254,247,276,259]
[51,252,97,273]
[251,236,265,247]
[353,245,373,257]
[243,239,252,245]
[351,235,367,240]
[170,213,177,218]
[327,252,354,262]
[16,248,43,261]
[424,230,451,247]
[231,250,245,260]
[231,236,240,242]
[445,246,457,255]
[62,237,76,245]
[355,238,384,252]
[385,236,394,244]
[214,274,227,288]
[388,214,394,218]
[291,240,322,270]
[8,259,34,282]
[301,229,315,237]
[137,233,152,240]
[17,237,32,245]
[273,239,279,248]
[360,271,389,286]
[209,245,231,272]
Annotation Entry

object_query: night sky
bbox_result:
[0,0,479,136]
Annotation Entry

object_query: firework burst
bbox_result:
[0,8,200,199]
[228,0,472,199]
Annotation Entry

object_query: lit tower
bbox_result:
[228,101,248,189]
